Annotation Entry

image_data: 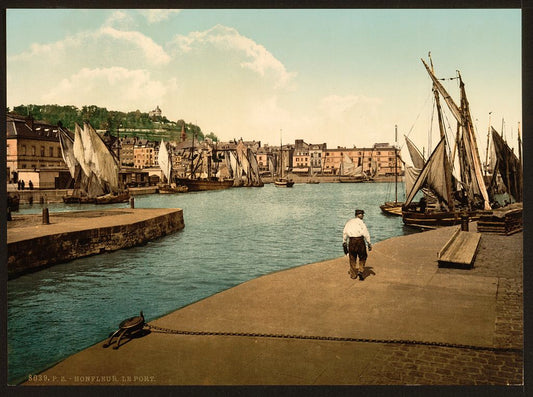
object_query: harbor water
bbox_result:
[8,182,414,384]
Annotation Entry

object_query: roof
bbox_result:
[6,114,69,142]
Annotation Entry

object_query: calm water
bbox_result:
[8,182,414,384]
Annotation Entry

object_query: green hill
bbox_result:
[8,104,217,142]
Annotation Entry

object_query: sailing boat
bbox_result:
[380,126,403,216]
[274,132,294,187]
[157,139,187,193]
[488,126,522,203]
[402,55,491,228]
[61,122,129,204]
[338,154,366,183]
[176,133,234,191]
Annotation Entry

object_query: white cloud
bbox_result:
[9,26,170,66]
[42,67,178,110]
[139,9,182,23]
[104,10,136,29]
[169,25,296,87]
[319,94,382,118]
[99,26,171,65]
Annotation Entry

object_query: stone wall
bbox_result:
[7,209,184,279]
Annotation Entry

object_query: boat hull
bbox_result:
[95,192,131,205]
[158,185,188,194]
[402,209,481,228]
[274,179,294,187]
[380,202,404,216]
[63,195,97,204]
[176,178,234,192]
[338,176,372,183]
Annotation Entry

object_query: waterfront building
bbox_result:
[6,114,71,189]
[133,139,156,169]
[118,137,137,167]
[323,143,403,176]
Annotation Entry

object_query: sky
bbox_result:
[6,8,522,160]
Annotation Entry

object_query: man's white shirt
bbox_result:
[343,218,371,245]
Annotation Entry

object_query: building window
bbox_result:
[49,147,54,157]
[22,145,26,155]
[41,146,45,156]
[32,146,36,156]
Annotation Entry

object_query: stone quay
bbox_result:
[7,208,184,279]
[22,222,523,386]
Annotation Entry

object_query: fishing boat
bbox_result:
[60,122,129,204]
[233,140,264,187]
[176,132,234,191]
[157,139,188,194]
[487,126,522,204]
[338,154,366,183]
[380,126,404,216]
[402,55,492,228]
[274,132,294,187]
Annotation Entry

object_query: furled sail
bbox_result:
[491,127,522,202]
[158,139,172,183]
[247,148,263,185]
[405,137,452,207]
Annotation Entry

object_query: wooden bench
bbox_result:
[438,227,482,269]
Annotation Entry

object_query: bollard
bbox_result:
[42,208,50,224]
[7,207,12,221]
[130,197,135,209]
[460,213,469,231]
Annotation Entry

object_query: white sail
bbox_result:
[58,127,77,178]
[405,137,452,206]
[158,139,172,183]
[83,122,120,192]
[341,154,363,176]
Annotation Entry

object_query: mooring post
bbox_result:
[130,197,135,209]
[42,207,50,224]
[461,212,469,231]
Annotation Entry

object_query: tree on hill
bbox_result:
[8,104,216,142]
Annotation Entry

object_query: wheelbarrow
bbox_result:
[103,311,145,349]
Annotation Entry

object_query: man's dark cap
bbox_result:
[355,209,365,215]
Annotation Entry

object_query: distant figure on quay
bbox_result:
[342,209,372,281]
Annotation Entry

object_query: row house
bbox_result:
[292,140,327,174]
[323,143,402,176]
[6,114,71,188]
[133,139,157,169]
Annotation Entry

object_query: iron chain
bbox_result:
[145,324,521,353]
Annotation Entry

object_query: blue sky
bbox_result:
[6,8,522,158]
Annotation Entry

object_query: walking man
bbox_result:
[343,209,372,281]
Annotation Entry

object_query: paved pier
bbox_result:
[7,208,184,279]
[22,223,523,386]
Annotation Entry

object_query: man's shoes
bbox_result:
[358,272,365,281]
[348,271,357,279]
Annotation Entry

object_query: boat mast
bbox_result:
[421,57,490,210]
[190,130,195,179]
[484,112,492,176]
[428,54,455,210]
[280,129,283,179]
[394,125,398,204]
